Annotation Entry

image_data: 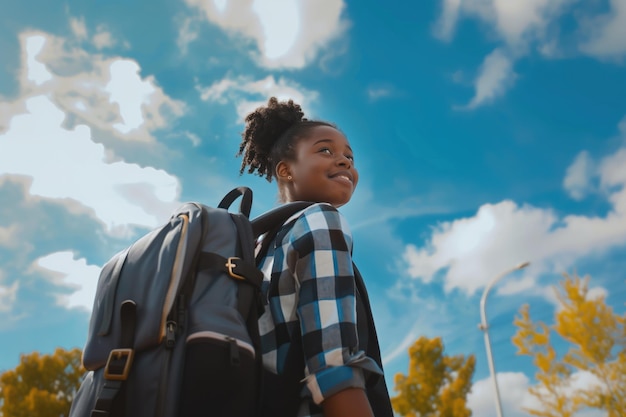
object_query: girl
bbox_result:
[238,98,393,417]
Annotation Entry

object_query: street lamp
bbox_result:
[478,261,530,417]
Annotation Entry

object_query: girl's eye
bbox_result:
[346,155,354,161]
[319,147,332,154]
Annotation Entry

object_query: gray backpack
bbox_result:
[69,187,310,417]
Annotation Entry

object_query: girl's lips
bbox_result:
[330,171,354,183]
[334,175,352,184]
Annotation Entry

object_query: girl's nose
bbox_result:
[337,154,351,167]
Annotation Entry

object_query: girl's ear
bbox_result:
[275,161,292,181]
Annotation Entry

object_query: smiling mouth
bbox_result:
[332,174,353,184]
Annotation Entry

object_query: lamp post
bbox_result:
[478,261,530,417]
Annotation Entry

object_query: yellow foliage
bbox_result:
[391,336,475,417]
[512,272,626,417]
[0,347,84,417]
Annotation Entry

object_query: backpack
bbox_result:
[69,187,311,417]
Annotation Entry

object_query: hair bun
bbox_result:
[238,97,305,179]
[244,97,305,153]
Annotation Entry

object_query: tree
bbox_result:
[391,336,476,417]
[512,272,626,417]
[0,347,84,417]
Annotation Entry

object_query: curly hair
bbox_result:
[238,97,335,181]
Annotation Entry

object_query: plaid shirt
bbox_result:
[257,203,383,417]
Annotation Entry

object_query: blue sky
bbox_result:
[1,1,625,416]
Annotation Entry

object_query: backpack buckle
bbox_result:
[225,257,245,280]
[104,348,134,381]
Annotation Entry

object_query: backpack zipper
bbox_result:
[155,321,177,417]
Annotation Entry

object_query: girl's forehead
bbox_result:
[302,125,350,146]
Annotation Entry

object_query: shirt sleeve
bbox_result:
[284,203,383,405]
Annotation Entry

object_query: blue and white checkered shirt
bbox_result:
[257,203,383,417]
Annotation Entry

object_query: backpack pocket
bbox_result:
[178,330,258,417]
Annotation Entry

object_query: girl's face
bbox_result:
[279,125,359,207]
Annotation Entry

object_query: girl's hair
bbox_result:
[238,97,335,181]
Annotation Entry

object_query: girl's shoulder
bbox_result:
[283,202,352,242]
[289,202,347,226]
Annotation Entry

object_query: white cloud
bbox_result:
[0,225,20,249]
[586,285,608,301]
[69,16,116,50]
[468,372,537,417]
[199,78,241,103]
[367,86,394,102]
[197,75,319,121]
[92,26,116,50]
[0,95,181,231]
[0,280,19,313]
[433,0,606,108]
[0,29,191,232]
[252,0,301,60]
[105,60,158,134]
[183,0,349,69]
[24,35,53,86]
[468,372,606,417]
[34,251,101,311]
[435,0,576,52]
[569,370,603,392]
[497,273,537,295]
[16,31,184,143]
[579,0,626,59]
[488,0,568,51]
[0,101,26,133]
[69,17,88,41]
[403,135,626,295]
[182,131,202,147]
[599,148,626,191]
[433,0,462,41]
[564,150,596,200]
[435,0,626,106]
[404,200,537,293]
[466,48,516,109]
[177,16,200,54]
[435,0,572,50]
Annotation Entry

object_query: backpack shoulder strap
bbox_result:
[251,202,313,262]
[218,187,253,217]
[353,264,394,417]
[251,202,313,238]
